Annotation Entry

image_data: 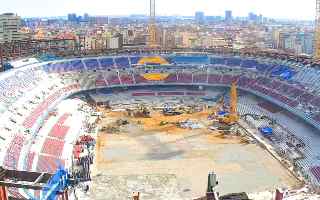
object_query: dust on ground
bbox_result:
[90,108,300,199]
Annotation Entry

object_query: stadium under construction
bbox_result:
[0,50,318,200]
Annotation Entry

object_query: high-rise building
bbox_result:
[225,10,233,22]
[195,11,205,24]
[248,12,258,22]
[83,13,89,22]
[67,13,78,23]
[108,33,123,49]
[0,13,26,43]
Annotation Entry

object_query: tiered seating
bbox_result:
[114,57,130,68]
[220,75,236,84]
[269,80,282,91]
[0,68,44,107]
[36,155,65,173]
[83,59,99,71]
[310,166,320,182]
[237,76,256,88]
[312,114,320,123]
[256,77,273,86]
[120,73,134,85]
[41,138,64,157]
[98,57,114,69]
[298,92,315,104]
[96,75,108,87]
[23,84,79,129]
[129,56,142,65]
[164,73,178,83]
[289,87,305,99]
[134,74,149,84]
[25,152,35,170]
[208,74,221,84]
[172,56,209,64]
[106,73,121,85]
[225,58,242,66]
[48,113,70,139]
[158,91,185,96]
[50,62,71,73]
[311,97,320,108]
[3,135,25,169]
[210,57,225,65]
[192,74,207,83]
[186,92,206,96]
[69,60,85,71]
[177,72,192,83]
[241,59,258,68]
[132,92,156,96]
[255,63,274,72]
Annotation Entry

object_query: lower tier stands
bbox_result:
[134,74,149,84]
[132,92,156,96]
[177,72,192,83]
[3,135,25,169]
[164,74,178,83]
[48,113,71,139]
[41,138,65,157]
[193,74,207,83]
[120,73,134,85]
[310,166,320,182]
[36,155,65,173]
[22,84,79,129]
[106,74,121,86]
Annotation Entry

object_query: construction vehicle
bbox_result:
[162,103,183,116]
[209,82,239,125]
[126,104,150,118]
[208,95,225,120]
[218,82,239,124]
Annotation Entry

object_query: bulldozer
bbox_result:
[126,104,150,118]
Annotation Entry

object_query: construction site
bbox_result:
[71,83,318,200]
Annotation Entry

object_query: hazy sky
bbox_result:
[0,0,316,20]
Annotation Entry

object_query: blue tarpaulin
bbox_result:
[260,127,273,137]
[218,111,227,116]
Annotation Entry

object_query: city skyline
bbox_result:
[0,0,316,20]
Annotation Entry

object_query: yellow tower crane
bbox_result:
[148,0,158,48]
[219,82,239,124]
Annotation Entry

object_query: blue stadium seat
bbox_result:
[171,56,209,64]
[210,57,226,65]
[225,58,242,66]
[69,60,85,71]
[83,59,99,71]
[98,58,115,69]
[114,57,130,68]
[130,56,142,65]
[241,59,258,68]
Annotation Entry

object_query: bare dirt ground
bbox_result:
[89,109,300,200]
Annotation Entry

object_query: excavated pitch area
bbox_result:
[86,109,299,200]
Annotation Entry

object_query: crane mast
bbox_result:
[148,0,158,47]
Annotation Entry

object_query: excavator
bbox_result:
[126,104,150,118]
[210,82,239,125]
